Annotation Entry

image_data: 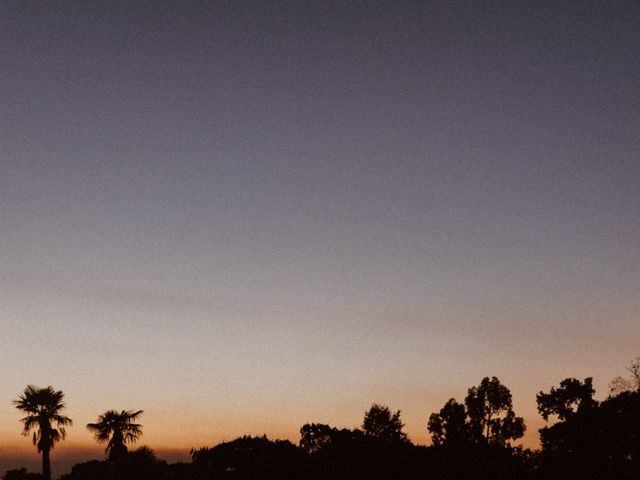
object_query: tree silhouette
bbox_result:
[609,356,640,395]
[536,377,596,422]
[191,436,304,480]
[536,377,599,457]
[116,446,169,480]
[536,377,640,478]
[87,410,144,462]
[56,460,111,480]
[362,404,408,444]
[13,385,72,480]
[1,468,43,480]
[465,377,525,446]
[428,398,468,446]
[299,423,336,453]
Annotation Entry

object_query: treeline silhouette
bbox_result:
[4,357,640,480]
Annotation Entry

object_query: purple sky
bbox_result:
[1,1,639,475]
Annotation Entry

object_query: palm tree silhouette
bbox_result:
[14,385,72,480]
[87,409,144,461]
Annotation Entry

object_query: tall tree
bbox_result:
[86,410,144,462]
[465,377,525,446]
[14,385,72,480]
[362,404,409,444]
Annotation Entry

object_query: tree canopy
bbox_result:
[465,376,525,445]
[428,377,525,447]
[536,377,596,421]
[428,398,468,447]
[362,404,409,444]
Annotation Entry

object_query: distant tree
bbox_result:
[115,446,169,480]
[87,410,143,462]
[465,377,525,446]
[536,377,596,421]
[14,386,72,480]
[1,468,43,480]
[362,404,409,444]
[428,398,468,446]
[165,462,194,480]
[192,436,304,479]
[299,423,336,453]
[596,391,640,470]
[56,460,111,480]
[609,356,640,395]
[299,422,414,480]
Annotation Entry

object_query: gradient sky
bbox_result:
[1,0,639,475]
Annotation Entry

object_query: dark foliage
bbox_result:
[56,447,168,480]
[428,398,468,447]
[191,435,306,480]
[465,377,525,446]
[362,404,409,445]
[428,377,525,447]
[537,380,640,479]
[57,460,111,480]
[1,469,43,480]
[536,377,596,422]
[7,366,640,480]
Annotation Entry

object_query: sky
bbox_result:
[1,0,639,475]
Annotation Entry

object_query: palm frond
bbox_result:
[87,408,144,458]
[14,385,71,452]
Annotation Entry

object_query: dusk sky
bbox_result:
[1,0,639,475]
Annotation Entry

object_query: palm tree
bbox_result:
[87,409,144,461]
[14,385,72,480]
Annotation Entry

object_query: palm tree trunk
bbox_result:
[42,447,51,480]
